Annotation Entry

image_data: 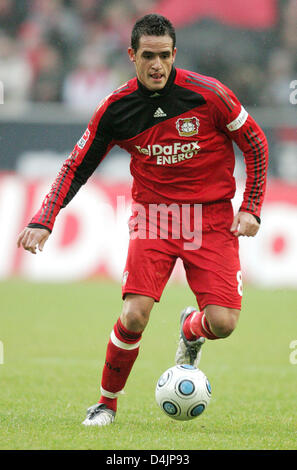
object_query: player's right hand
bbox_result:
[17,227,50,255]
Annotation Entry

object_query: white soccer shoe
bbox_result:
[82,403,115,427]
[175,306,205,368]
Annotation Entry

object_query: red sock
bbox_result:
[183,310,219,340]
[98,318,142,412]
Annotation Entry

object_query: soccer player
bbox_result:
[17,14,268,426]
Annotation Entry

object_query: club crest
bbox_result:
[176,117,200,137]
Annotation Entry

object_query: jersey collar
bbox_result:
[137,67,176,98]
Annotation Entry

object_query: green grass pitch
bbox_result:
[0,279,296,450]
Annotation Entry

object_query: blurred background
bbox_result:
[0,0,297,287]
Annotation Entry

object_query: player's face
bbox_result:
[128,35,176,91]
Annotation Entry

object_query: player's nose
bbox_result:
[152,56,162,69]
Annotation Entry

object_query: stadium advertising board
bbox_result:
[1,174,297,287]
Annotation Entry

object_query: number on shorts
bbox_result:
[236,270,243,296]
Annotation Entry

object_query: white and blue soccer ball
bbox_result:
[155,364,211,421]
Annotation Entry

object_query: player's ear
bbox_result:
[128,47,136,63]
[172,47,177,63]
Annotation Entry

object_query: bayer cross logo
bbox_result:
[176,117,200,137]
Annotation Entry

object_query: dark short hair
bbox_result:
[131,14,176,52]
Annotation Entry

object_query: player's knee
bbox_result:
[121,295,153,332]
[121,309,148,332]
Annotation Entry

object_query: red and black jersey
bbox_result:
[29,67,268,232]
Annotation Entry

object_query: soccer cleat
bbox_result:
[175,306,205,367]
[82,403,115,427]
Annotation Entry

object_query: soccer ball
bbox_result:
[155,364,211,421]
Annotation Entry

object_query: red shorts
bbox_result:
[122,201,242,311]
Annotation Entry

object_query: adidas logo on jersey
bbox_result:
[153,107,167,118]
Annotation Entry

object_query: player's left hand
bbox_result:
[230,211,260,237]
